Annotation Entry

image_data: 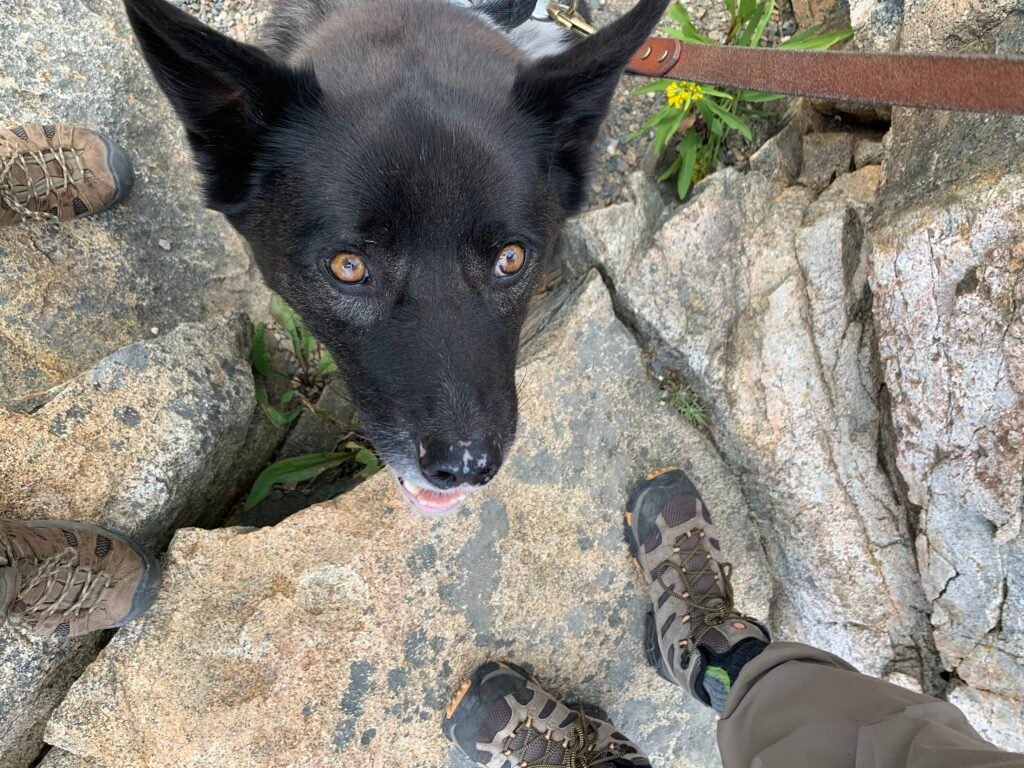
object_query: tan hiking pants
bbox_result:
[718,642,1024,768]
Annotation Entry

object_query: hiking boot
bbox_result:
[0,123,134,227]
[0,518,161,638]
[443,661,650,767]
[624,468,770,707]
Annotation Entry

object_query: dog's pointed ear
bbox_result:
[511,0,669,213]
[124,0,320,213]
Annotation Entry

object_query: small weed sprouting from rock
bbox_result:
[660,374,709,427]
[631,0,851,199]
[246,294,380,510]
[251,293,339,428]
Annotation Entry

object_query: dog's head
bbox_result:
[124,0,668,515]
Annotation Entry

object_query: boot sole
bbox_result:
[626,471,680,684]
[92,133,135,217]
[442,661,533,746]
[443,662,612,746]
[643,611,676,684]
[624,474,668,586]
[16,519,162,629]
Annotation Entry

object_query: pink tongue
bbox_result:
[419,488,461,506]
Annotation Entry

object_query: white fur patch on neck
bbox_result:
[463,0,576,59]
[504,0,576,58]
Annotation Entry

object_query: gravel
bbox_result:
[173,0,267,41]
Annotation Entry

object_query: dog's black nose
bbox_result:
[419,434,502,489]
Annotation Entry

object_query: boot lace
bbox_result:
[655,529,738,650]
[502,712,624,767]
[0,133,86,222]
[19,547,112,618]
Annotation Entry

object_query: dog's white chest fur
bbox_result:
[504,0,576,58]
[456,0,575,59]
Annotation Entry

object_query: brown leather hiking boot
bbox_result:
[0,123,134,227]
[0,518,161,638]
[443,661,651,767]
[625,468,770,708]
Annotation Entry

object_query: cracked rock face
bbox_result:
[871,173,1024,718]
[0,0,268,401]
[0,316,279,767]
[579,165,932,684]
[865,1,1024,750]
[45,275,771,767]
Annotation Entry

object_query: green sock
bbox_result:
[700,638,769,713]
[702,665,733,713]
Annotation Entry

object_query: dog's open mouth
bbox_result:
[398,476,468,518]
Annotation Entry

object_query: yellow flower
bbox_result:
[665,81,704,108]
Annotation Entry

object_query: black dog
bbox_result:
[124,0,669,515]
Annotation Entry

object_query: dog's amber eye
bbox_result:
[329,252,367,284]
[495,243,526,277]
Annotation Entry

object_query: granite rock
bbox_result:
[869,156,1024,727]
[797,132,855,192]
[45,274,771,767]
[574,164,934,686]
[0,316,280,767]
[0,0,269,401]
[947,686,1024,753]
[865,0,1024,746]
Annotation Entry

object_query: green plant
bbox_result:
[244,442,381,511]
[245,295,381,510]
[663,378,708,427]
[251,294,338,428]
[632,1,852,198]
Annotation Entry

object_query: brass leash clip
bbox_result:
[546,0,595,37]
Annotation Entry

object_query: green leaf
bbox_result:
[659,25,714,44]
[661,4,715,44]
[779,24,822,46]
[696,99,719,131]
[674,8,716,44]
[315,350,339,378]
[255,381,302,428]
[723,0,736,18]
[738,0,756,22]
[301,328,317,362]
[628,104,680,140]
[677,130,700,199]
[250,322,281,380]
[270,293,304,362]
[653,108,689,156]
[704,98,753,141]
[780,26,852,50]
[739,89,786,102]
[735,0,760,44]
[666,3,690,26]
[700,86,736,99]
[657,154,683,182]
[244,452,350,510]
[741,0,770,47]
[652,121,672,157]
[280,388,297,405]
[632,78,676,96]
[347,442,382,478]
